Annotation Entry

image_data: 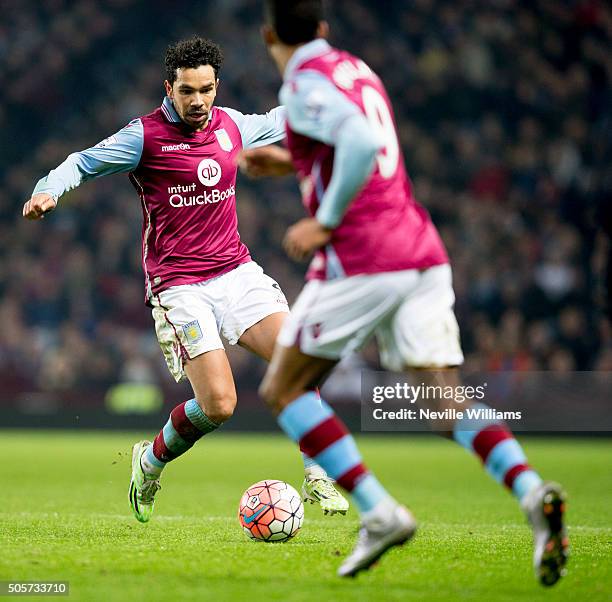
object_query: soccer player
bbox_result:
[21,37,348,521]
[241,0,568,583]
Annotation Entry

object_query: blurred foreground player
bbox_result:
[22,37,348,520]
[242,0,568,583]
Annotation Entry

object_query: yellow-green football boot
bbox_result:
[302,475,349,515]
[129,440,161,523]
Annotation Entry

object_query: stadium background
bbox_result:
[1,0,610,429]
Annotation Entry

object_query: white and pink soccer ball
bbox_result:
[238,480,304,542]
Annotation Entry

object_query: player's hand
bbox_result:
[283,218,332,261]
[237,145,295,178]
[22,193,57,220]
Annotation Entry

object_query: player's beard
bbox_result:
[185,109,209,129]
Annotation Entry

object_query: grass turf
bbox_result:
[1,431,610,601]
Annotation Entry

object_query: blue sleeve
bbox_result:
[32,119,144,201]
[280,71,383,229]
[219,106,286,149]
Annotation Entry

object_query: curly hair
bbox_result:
[165,37,224,83]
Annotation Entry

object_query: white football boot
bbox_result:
[338,502,417,577]
[521,481,569,586]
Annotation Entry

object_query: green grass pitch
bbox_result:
[1,431,611,601]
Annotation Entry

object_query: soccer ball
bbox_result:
[238,479,304,542]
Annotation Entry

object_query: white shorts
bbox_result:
[277,264,464,370]
[151,262,289,382]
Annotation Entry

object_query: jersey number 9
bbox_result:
[362,86,400,179]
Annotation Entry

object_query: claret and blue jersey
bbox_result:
[33,97,286,300]
[280,39,449,281]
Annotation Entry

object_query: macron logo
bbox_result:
[161,143,191,152]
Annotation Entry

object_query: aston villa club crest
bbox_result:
[182,320,203,344]
[215,128,233,152]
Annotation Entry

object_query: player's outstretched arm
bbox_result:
[220,105,288,152]
[238,145,295,178]
[22,119,144,220]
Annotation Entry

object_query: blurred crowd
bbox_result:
[0,0,610,402]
